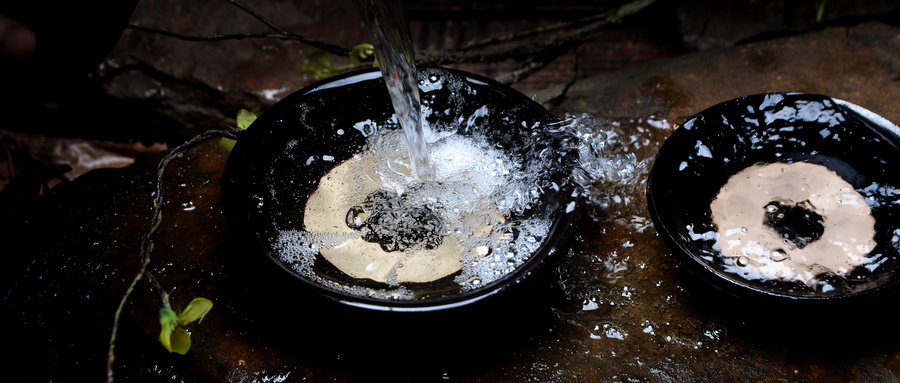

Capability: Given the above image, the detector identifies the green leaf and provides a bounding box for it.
[178,297,213,325]
[816,0,827,23]
[158,298,212,354]
[306,48,332,69]
[169,327,192,355]
[299,62,321,76]
[236,109,257,130]
[350,43,375,66]
[158,307,179,352]
[220,109,258,151]
[299,61,333,78]
[218,137,237,151]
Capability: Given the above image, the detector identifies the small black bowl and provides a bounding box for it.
[647,93,900,310]
[222,67,582,314]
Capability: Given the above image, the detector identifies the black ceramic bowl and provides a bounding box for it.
[647,93,900,308]
[223,67,582,313]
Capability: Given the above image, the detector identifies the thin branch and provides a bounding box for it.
[414,0,657,66]
[541,49,580,108]
[106,128,242,383]
[460,0,653,51]
[228,0,283,34]
[125,24,351,57]
[494,44,572,85]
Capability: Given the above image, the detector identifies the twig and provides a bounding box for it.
[494,44,570,85]
[106,128,242,383]
[414,0,657,66]
[540,49,580,108]
[125,24,351,57]
[126,0,355,56]
[459,0,651,51]
[228,0,283,34]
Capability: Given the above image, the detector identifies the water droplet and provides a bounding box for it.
[770,248,788,262]
[736,256,750,267]
[740,227,748,233]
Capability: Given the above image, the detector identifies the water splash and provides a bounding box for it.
[552,113,656,212]
[353,0,433,179]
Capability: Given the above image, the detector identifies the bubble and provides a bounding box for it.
[471,245,491,257]
[770,248,788,262]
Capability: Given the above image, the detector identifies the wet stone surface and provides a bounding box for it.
[4,18,900,383]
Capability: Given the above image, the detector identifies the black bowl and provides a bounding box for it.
[647,93,900,309]
[222,67,582,313]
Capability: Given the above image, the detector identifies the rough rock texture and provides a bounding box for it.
[538,21,900,126]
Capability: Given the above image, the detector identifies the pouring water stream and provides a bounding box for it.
[353,0,434,180]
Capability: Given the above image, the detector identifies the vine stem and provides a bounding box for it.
[106,128,242,383]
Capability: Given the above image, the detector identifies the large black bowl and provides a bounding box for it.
[647,93,900,309]
[222,67,582,313]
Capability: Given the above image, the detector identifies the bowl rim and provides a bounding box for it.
[223,66,584,312]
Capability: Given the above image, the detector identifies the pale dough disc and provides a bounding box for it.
[710,161,876,285]
[303,151,465,284]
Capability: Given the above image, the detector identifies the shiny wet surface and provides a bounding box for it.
[4,10,900,383]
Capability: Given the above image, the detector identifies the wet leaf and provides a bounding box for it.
[306,48,332,69]
[236,109,257,130]
[169,327,192,355]
[219,138,237,152]
[158,307,179,352]
[178,297,213,325]
[350,43,375,66]
[158,298,212,354]
[220,110,257,151]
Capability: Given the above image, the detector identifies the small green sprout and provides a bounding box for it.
[159,297,213,354]
[300,48,336,78]
[816,0,827,23]
[300,43,378,78]
[219,109,257,151]
[350,43,375,66]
